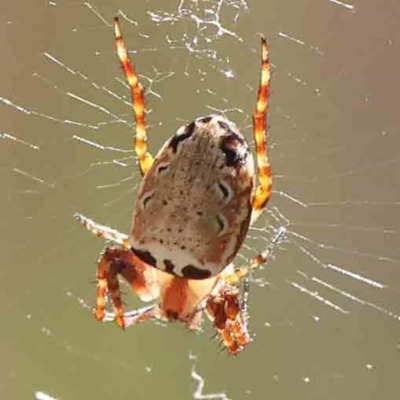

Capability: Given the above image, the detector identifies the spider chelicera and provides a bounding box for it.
[76,17,275,354]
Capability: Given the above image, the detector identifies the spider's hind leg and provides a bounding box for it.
[114,17,154,176]
[251,37,272,224]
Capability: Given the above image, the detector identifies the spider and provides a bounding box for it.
[75,17,274,355]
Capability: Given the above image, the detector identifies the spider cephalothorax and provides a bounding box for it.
[76,17,273,354]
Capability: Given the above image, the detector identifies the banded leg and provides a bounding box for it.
[114,17,154,175]
[206,285,250,354]
[222,226,286,286]
[251,37,272,224]
[75,213,129,247]
[120,305,159,327]
[94,247,158,328]
[207,227,285,353]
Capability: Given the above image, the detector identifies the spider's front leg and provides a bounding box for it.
[95,247,143,328]
[95,247,161,328]
[205,284,250,355]
[75,213,129,246]
[75,213,159,326]
[206,227,286,353]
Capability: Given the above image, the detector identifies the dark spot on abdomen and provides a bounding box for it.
[215,214,227,234]
[217,182,229,198]
[169,121,196,153]
[197,115,213,124]
[131,247,157,268]
[218,122,247,167]
[164,259,176,274]
[182,265,212,280]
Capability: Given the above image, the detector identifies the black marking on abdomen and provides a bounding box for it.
[131,247,157,268]
[216,214,227,234]
[164,259,176,274]
[197,115,213,124]
[182,265,212,280]
[169,121,196,153]
[218,122,247,167]
[216,180,232,201]
[156,163,169,175]
[217,121,242,139]
[142,192,153,208]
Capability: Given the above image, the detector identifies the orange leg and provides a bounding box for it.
[205,285,250,354]
[114,17,154,176]
[94,246,158,328]
[207,227,286,354]
[75,214,159,322]
[251,37,272,224]
[222,226,286,285]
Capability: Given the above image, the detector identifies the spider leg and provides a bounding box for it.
[205,227,285,354]
[221,226,286,285]
[75,213,129,247]
[205,284,250,355]
[94,246,159,328]
[206,227,285,353]
[251,37,272,224]
[114,17,154,176]
[105,304,159,327]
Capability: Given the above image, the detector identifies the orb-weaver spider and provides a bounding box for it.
[76,17,275,354]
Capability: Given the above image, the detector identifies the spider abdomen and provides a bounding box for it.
[130,115,255,279]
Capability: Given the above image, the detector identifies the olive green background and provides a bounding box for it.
[1,1,400,399]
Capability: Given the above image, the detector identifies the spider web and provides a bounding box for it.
[2,1,400,399]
